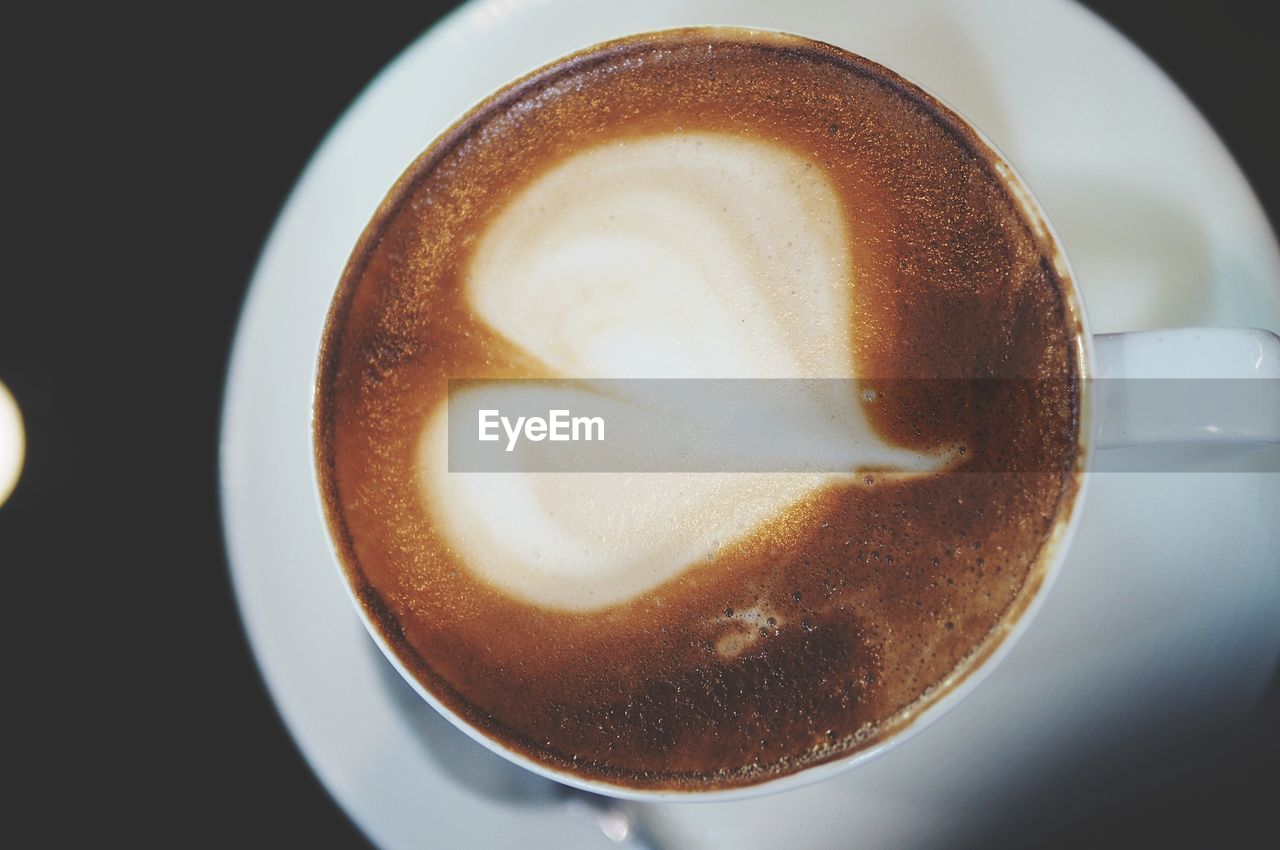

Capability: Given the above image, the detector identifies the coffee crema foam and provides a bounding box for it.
[316,29,1082,791]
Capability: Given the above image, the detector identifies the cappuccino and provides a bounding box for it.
[315,28,1082,791]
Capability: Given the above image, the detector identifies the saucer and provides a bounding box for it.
[220,0,1280,847]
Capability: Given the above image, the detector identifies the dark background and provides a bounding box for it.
[2,1,1275,846]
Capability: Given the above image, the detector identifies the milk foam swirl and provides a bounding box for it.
[418,133,953,610]
[469,133,853,379]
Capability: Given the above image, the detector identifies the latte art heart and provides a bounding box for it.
[418,134,955,611]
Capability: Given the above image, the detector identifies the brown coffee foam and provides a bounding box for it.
[315,28,1081,790]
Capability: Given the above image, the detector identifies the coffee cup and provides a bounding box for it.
[312,27,1280,801]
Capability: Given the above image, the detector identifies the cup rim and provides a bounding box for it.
[310,24,1096,803]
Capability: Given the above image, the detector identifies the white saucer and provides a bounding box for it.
[220,0,1280,847]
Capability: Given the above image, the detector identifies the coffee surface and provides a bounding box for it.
[316,29,1082,790]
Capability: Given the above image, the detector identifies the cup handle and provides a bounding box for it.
[1093,327,1280,449]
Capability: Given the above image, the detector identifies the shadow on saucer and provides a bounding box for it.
[367,639,567,808]
[960,662,1280,849]
[1036,174,1212,330]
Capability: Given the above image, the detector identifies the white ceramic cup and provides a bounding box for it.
[315,27,1280,803]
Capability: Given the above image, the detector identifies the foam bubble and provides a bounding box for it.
[708,602,786,659]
